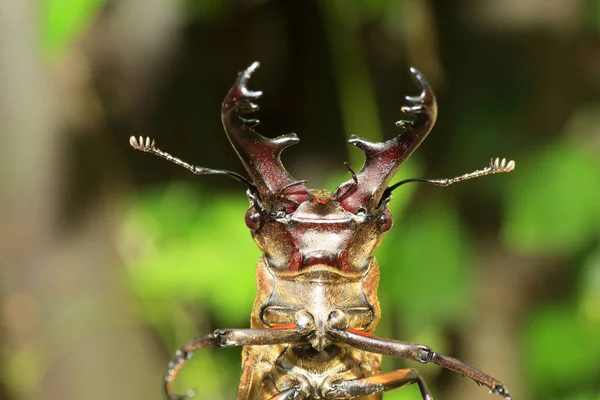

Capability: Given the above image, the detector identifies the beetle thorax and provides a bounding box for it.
[246,189,393,275]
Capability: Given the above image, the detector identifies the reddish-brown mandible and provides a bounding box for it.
[130,62,514,400]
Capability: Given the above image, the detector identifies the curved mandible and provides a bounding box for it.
[221,62,309,210]
[334,68,437,213]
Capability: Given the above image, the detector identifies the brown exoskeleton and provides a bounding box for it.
[130,62,515,400]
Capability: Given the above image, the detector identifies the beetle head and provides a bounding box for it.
[244,188,394,276]
[222,62,436,276]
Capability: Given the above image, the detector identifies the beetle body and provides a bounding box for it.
[241,257,382,399]
[130,62,514,400]
[241,188,386,399]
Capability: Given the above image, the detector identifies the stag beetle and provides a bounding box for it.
[130,62,514,400]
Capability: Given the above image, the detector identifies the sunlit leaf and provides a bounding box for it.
[382,384,430,400]
[503,140,600,255]
[42,0,106,54]
[523,306,600,391]
[378,202,472,334]
[122,184,259,324]
[579,245,600,326]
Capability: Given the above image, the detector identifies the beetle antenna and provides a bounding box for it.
[129,136,256,189]
[384,157,515,196]
[343,161,358,185]
[332,162,359,202]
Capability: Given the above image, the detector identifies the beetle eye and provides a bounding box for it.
[378,210,393,232]
[245,207,262,230]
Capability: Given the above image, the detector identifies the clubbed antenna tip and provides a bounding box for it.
[384,156,516,196]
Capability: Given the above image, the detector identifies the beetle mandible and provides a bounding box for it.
[130,62,515,400]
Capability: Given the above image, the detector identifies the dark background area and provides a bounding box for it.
[1,1,599,400]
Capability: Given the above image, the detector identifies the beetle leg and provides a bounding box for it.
[328,328,510,400]
[268,386,305,400]
[323,368,433,400]
[165,326,310,400]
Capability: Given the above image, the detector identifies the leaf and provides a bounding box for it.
[523,306,600,391]
[42,0,106,54]
[578,245,600,326]
[122,184,260,324]
[503,140,600,255]
[378,202,472,334]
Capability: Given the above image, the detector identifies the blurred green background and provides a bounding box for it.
[1,1,599,400]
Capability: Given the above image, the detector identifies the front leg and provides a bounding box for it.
[328,325,510,400]
[166,324,310,400]
[323,368,434,400]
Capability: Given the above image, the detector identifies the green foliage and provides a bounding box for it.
[503,139,600,255]
[121,184,260,328]
[42,0,106,54]
[378,200,471,335]
[523,305,600,391]
[579,246,600,325]
[381,384,429,400]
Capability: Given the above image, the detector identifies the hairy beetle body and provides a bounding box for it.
[240,257,382,399]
